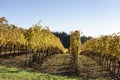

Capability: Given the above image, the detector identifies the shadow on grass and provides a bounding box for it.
[7,70,21,73]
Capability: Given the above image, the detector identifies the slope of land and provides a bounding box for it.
[38,54,113,80]
[0,53,115,80]
[77,55,113,80]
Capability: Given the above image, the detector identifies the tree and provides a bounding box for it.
[70,30,81,54]
[69,30,81,72]
[0,17,8,25]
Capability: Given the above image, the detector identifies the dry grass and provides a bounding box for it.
[0,53,116,80]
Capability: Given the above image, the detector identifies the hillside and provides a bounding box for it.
[0,53,115,80]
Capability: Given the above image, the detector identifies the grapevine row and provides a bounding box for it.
[82,34,120,78]
[0,17,66,65]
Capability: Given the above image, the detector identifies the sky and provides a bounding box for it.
[1,0,120,37]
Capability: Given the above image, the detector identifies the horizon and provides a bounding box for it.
[1,0,120,37]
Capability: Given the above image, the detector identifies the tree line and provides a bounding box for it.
[53,32,92,48]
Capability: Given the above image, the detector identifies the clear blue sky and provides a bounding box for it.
[1,0,120,37]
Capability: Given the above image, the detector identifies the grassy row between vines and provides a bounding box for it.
[0,65,80,80]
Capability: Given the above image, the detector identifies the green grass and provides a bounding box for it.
[0,65,81,80]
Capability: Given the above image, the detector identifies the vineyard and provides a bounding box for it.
[0,17,120,80]
[0,17,66,65]
[82,33,120,79]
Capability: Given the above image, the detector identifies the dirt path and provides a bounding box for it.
[39,54,70,76]
[77,55,113,80]
[39,54,114,80]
